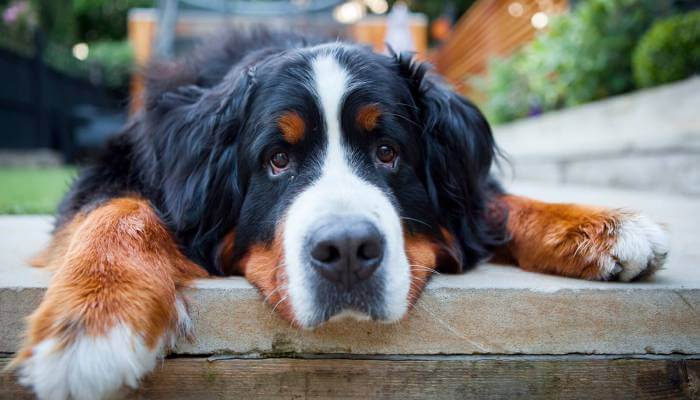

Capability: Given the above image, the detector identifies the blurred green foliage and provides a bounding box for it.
[0,0,37,56]
[400,0,475,23]
[38,39,135,90]
[478,0,681,124]
[27,0,151,44]
[1,0,147,90]
[72,0,151,42]
[43,40,89,75]
[632,11,700,88]
[86,40,135,89]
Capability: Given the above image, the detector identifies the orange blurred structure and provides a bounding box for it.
[352,14,428,57]
[126,9,428,111]
[432,0,568,96]
[127,9,157,112]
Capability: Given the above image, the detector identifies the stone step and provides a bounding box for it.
[1,182,698,357]
[492,77,700,195]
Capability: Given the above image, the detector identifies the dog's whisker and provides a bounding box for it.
[400,216,432,228]
[410,267,439,276]
[410,267,437,274]
[410,264,441,275]
[267,262,288,274]
[409,263,436,269]
[271,294,289,315]
[409,275,429,284]
[408,280,428,296]
[263,284,286,304]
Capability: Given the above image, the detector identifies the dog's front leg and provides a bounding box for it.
[10,197,207,400]
[491,194,669,281]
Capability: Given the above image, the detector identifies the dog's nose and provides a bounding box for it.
[308,217,384,290]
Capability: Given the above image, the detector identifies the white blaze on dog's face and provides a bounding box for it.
[282,53,410,327]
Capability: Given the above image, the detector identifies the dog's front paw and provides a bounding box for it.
[16,324,162,400]
[13,295,192,400]
[601,213,669,281]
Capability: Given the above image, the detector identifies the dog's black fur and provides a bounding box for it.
[57,29,506,276]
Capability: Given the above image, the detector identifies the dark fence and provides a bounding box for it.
[0,45,125,161]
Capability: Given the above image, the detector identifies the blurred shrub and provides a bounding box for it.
[43,40,134,90]
[1,0,138,91]
[86,40,134,90]
[25,0,151,45]
[632,11,700,88]
[472,52,533,124]
[479,0,676,124]
[42,39,89,77]
[71,0,151,42]
[0,0,37,56]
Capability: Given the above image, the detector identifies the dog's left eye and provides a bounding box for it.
[376,144,397,166]
[270,152,290,174]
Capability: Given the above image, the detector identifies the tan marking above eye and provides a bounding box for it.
[357,103,381,132]
[278,111,305,144]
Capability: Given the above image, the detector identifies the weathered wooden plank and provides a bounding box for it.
[2,357,698,399]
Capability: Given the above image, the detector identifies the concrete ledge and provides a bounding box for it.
[1,182,699,356]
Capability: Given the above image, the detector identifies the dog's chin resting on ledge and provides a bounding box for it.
[7,29,669,400]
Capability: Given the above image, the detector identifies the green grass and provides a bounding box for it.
[0,167,76,214]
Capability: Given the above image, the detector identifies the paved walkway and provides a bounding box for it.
[493,78,700,195]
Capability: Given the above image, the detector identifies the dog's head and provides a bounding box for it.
[141,41,499,328]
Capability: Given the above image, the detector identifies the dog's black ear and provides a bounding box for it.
[395,52,502,271]
[137,63,255,269]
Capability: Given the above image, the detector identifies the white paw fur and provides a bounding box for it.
[18,296,192,400]
[600,213,669,281]
[17,324,162,400]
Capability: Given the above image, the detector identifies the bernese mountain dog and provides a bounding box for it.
[10,30,668,399]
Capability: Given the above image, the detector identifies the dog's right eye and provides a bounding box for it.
[376,144,398,168]
[270,152,290,175]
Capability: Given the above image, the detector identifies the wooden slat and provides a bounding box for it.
[2,357,699,399]
[127,11,157,114]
